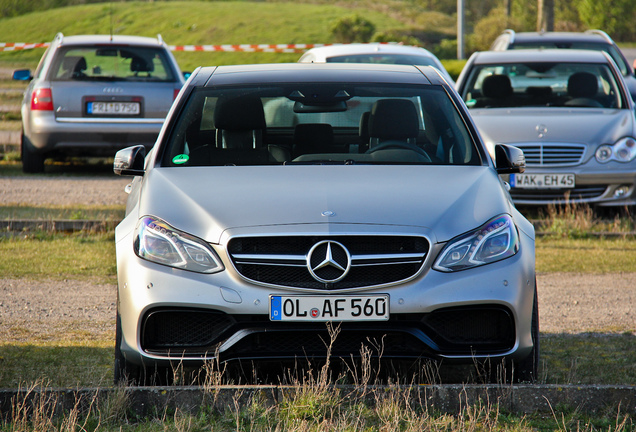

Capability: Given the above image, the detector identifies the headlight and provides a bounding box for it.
[433,214,519,272]
[134,216,224,273]
[595,138,636,163]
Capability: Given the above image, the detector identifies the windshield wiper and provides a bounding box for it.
[284,159,357,165]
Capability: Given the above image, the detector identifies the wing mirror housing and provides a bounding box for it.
[12,69,32,81]
[495,144,526,174]
[114,145,146,176]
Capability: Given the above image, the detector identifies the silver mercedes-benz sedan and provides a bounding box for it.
[455,49,636,207]
[113,63,537,385]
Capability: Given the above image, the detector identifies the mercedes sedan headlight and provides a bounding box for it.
[434,214,519,272]
[134,216,224,273]
[595,137,636,163]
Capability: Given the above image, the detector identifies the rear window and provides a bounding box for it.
[161,83,482,167]
[49,45,176,82]
[326,54,438,68]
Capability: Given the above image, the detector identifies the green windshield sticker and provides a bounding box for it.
[172,154,189,165]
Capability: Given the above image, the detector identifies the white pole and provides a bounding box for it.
[457,0,465,59]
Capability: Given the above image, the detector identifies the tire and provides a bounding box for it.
[21,133,45,174]
[114,312,141,386]
[485,283,539,384]
[513,284,540,383]
[114,311,172,386]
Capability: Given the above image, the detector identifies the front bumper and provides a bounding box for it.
[115,223,537,369]
[507,166,636,207]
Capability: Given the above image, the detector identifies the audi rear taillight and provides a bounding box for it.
[31,88,54,111]
[173,88,181,100]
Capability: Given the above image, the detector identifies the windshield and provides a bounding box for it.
[50,45,176,82]
[161,83,481,167]
[460,62,624,109]
[511,42,629,76]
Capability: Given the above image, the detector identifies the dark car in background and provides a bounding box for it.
[13,33,185,173]
[490,30,636,101]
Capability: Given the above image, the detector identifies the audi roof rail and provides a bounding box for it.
[503,29,515,44]
[53,32,64,45]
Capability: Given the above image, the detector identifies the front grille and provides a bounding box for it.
[227,235,429,290]
[514,143,586,166]
[510,185,608,202]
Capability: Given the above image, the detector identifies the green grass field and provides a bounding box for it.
[0,1,404,72]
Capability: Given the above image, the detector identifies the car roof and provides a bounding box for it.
[470,48,610,64]
[57,34,166,48]
[301,43,437,59]
[510,31,612,45]
[195,62,448,86]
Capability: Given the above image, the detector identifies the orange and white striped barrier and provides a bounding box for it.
[1,41,397,53]
[0,42,50,51]
[169,43,335,53]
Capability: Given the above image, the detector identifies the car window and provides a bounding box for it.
[460,62,624,109]
[49,45,176,82]
[161,83,481,167]
[511,42,629,76]
[326,54,438,68]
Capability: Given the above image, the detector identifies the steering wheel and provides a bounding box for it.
[366,140,432,161]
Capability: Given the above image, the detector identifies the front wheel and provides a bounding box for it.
[114,312,173,386]
[21,133,45,173]
[484,284,539,384]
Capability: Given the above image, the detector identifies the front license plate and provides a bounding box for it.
[87,101,140,115]
[510,173,575,189]
[270,295,389,322]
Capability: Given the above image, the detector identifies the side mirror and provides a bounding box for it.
[495,144,525,174]
[13,69,32,81]
[114,145,146,176]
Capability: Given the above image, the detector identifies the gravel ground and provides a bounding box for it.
[0,174,634,343]
[1,176,129,207]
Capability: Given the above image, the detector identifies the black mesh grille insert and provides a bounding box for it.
[228,235,429,289]
[139,306,515,359]
[422,306,515,351]
[141,309,234,350]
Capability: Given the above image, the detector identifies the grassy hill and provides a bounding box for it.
[0,1,409,71]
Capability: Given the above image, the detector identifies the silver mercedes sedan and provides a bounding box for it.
[113,63,537,385]
[455,49,636,207]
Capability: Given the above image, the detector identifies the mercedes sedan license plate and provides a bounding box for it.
[510,173,575,189]
[87,101,140,115]
[270,295,389,322]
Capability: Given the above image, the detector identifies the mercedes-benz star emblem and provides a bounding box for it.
[307,240,351,283]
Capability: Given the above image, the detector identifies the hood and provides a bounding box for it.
[471,108,634,155]
[138,165,511,244]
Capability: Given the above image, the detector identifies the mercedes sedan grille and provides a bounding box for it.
[513,143,586,166]
[227,235,429,290]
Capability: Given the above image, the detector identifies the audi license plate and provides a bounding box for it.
[87,101,140,115]
[270,295,389,322]
[510,173,575,189]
